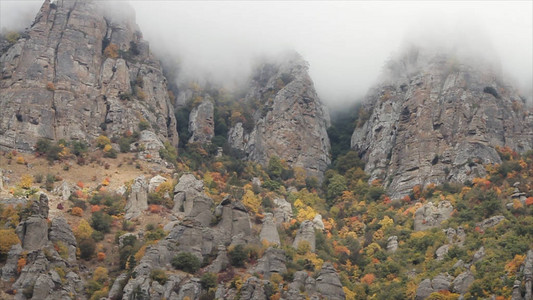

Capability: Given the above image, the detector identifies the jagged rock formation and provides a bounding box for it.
[2,193,84,299]
[0,0,178,152]
[172,173,214,226]
[259,213,280,245]
[283,263,345,300]
[351,47,533,198]
[293,220,316,252]
[188,95,215,144]
[125,175,148,219]
[228,52,331,180]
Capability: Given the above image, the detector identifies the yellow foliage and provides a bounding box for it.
[365,243,381,256]
[0,229,20,255]
[270,273,283,286]
[505,254,526,274]
[103,144,113,153]
[19,174,33,189]
[93,266,108,283]
[373,229,384,242]
[343,286,356,300]
[242,190,261,214]
[74,219,94,240]
[16,156,25,164]
[96,135,111,148]
[134,244,147,262]
[378,216,394,229]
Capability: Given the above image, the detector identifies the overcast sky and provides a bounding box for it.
[1,0,532,106]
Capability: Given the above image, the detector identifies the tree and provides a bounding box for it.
[91,211,112,233]
[228,244,248,267]
[0,229,20,260]
[74,219,94,240]
[171,252,201,273]
[267,156,283,179]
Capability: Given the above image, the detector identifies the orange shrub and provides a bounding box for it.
[361,273,375,285]
[525,197,533,206]
[103,44,119,59]
[149,204,162,214]
[91,205,102,213]
[17,257,26,274]
[97,252,106,262]
[16,156,25,164]
[77,181,84,188]
[71,207,83,217]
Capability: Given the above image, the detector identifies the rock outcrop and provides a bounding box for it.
[188,95,215,144]
[125,175,148,219]
[0,0,178,152]
[351,47,533,198]
[416,274,452,300]
[315,263,346,300]
[16,193,49,251]
[173,173,214,226]
[259,213,280,245]
[414,201,453,231]
[228,52,331,180]
[293,220,316,252]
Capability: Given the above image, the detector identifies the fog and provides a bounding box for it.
[1,1,532,106]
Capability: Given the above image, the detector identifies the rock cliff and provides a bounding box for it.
[0,0,178,152]
[228,52,331,180]
[351,47,533,198]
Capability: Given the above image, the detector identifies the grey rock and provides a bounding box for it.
[525,250,532,300]
[476,215,506,230]
[252,177,262,188]
[172,173,213,226]
[108,273,129,300]
[351,47,533,199]
[1,244,22,281]
[0,0,178,153]
[125,175,148,219]
[416,274,452,300]
[214,198,254,246]
[227,52,331,180]
[16,215,48,251]
[387,236,398,252]
[315,262,345,300]
[414,201,453,231]
[452,271,475,294]
[293,220,316,252]
[260,213,280,245]
[54,181,71,201]
[188,95,215,144]
[149,175,168,193]
[435,244,450,261]
[312,214,325,230]
[240,276,267,300]
[49,217,77,262]
[33,273,54,299]
[177,279,202,300]
[472,246,485,264]
[273,197,292,225]
[205,245,229,274]
[252,247,287,279]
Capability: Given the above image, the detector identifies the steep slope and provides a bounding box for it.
[0,0,178,152]
[228,53,331,180]
[351,47,533,198]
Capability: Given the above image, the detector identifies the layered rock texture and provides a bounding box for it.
[228,53,331,180]
[351,47,533,198]
[188,95,214,144]
[0,0,178,152]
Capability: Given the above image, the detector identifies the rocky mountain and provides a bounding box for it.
[0,0,178,152]
[228,53,331,180]
[351,47,533,198]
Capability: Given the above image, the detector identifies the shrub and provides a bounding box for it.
[71,207,84,217]
[46,82,55,91]
[74,219,94,240]
[200,272,217,290]
[150,269,168,285]
[171,252,201,273]
[79,238,96,260]
[103,43,119,59]
[0,229,20,260]
[138,120,150,131]
[96,135,111,149]
[97,252,106,261]
[228,244,248,267]
[91,211,112,233]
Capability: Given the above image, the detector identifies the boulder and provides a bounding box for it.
[315,262,345,300]
[476,215,506,230]
[205,245,230,274]
[252,247,287,279]
[49,217,77,262]
[149,175,168,193]
[414,201,453,231]
[240,276,267,300]
[260,213,280,245]
[435,244,450,261]
[172,173,213,226]
[273,197,292,225]
[293,220,316,252]
[452,271,475,294]
[416,274,452,300]
[387,236,398,253]
[125,176,148,219]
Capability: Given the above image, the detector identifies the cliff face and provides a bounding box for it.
[0,0,178,152]
[351,48,533,198]
[228,53,331,180]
